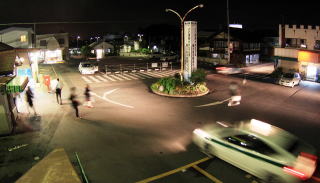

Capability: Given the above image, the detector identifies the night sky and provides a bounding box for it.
[1,0,319,37]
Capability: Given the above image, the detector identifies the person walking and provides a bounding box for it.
[84,84,93,108]
[26,86,37,116]
[55,78,63,104]
[69,87,81,118]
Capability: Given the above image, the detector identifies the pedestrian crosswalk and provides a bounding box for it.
[80,70,179,84]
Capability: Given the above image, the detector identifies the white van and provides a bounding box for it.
[79,62,98,75]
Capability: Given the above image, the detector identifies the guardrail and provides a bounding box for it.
[105,62,175,74]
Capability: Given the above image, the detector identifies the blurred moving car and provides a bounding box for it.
[216,65,243,74]
[193,119,317,183]
[79,62,98,75]
[278,72,301,87]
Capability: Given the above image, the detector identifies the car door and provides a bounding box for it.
[222,134,280,179]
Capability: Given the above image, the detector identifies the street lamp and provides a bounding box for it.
[138,34,143,42]
[166,4,204,81]
[77,36,80,49]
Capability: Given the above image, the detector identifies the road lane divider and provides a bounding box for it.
[135,157,212,183]
[192,165,223,183]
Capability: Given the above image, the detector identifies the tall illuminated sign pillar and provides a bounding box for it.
[183,21,197,81]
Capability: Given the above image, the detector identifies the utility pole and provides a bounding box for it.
[227,0,230,64]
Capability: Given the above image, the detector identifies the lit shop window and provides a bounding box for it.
[21,35,27,42]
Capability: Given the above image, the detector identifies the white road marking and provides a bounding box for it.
[115,74,132,80]
[91,90,134,109]
[95,75,108,82]
[195,98,231,107]
[81,76,93,83]
[136,73,153,78]
[108,74,124,81]
[102,74,117,81]
[123,73,139,80]
[88,76,101,83]
[128,73,145,79]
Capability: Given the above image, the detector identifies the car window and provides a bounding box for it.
[283,73,294,78]
[225,134,276,155]
[82,64,94,67]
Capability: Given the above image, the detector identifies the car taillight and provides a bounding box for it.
[216,67,226,70]
[283,152,318,180]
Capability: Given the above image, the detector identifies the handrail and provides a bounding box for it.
[75,152,90,183]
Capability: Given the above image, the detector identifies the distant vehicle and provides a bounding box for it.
[79,62,98,75]
[278,72,301,88]
[160,54,178,61]
[216,65,243,74]
[193,119,317,183]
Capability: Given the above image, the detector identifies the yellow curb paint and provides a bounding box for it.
[136,157,211,183]
[192,165,223,183]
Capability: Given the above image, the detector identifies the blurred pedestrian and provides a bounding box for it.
[228,82,241,106]
[55,78,63,104]
[84,84,93,108]
[26,86,37,116]
[69,87,81,118]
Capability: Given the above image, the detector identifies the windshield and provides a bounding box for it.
[82,64,94,67]
[282,73,294,78]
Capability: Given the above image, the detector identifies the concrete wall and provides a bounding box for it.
[279,24,320,49]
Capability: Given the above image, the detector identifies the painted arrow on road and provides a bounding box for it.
[91,89,134,109]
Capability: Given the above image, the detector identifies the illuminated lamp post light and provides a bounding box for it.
[165,4,204,81]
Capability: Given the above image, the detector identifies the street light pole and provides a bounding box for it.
[227,0,230,64]
[166,4,204,81]
[77,36,80,49]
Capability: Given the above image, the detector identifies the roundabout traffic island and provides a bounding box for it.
[150,69,210,98]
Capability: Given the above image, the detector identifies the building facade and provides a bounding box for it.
[198,29,261,66]
[275,24,320,82]
[0,27,34,49]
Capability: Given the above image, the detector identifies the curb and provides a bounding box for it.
[151,88,210,98]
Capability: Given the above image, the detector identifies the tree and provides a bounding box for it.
[80,45,92,60]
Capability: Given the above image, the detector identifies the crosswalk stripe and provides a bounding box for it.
[123,73,139,80]
[115,74,132,80]
[108,74,124,81]
[146,71,176,77]
[127,73,145,79]
[88,76,101,83]
[81,76,93,83]
[136,73,153,78]
[95,75,108,82]
[102,74,117,81]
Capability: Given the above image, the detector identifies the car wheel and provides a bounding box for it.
[203,143,214,157]
[264,174,283,183]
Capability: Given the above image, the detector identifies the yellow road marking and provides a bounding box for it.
[192,165,223,183]
[136,157,211,183]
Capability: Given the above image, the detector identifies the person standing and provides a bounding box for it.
[56,78,63,104]
[26,86,37,116]
[84,84,93,108]
[69,87,81,118]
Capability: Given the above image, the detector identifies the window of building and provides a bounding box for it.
[20,35,27,42]
[58,38,65,45]
[40,40,47,46]
[314,40,320,50]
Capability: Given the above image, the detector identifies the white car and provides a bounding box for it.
[193,119,317,183]
[279,72,301,87]
[79,62,98,75]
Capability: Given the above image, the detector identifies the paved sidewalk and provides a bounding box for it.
[0,78,74,182]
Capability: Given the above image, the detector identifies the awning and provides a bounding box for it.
[6,76,29,93]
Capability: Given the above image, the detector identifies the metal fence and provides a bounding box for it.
[105,62,175,74]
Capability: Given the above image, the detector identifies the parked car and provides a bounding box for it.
[193,119,317,183]
[215,65,243,74]
[278,72,301,87]
[79,62,98,75]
